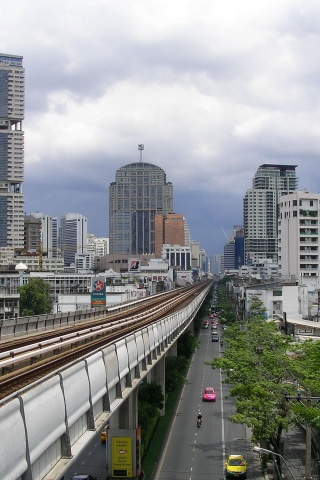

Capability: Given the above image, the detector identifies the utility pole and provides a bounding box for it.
[256,344,263,381]
[284,392,320,480]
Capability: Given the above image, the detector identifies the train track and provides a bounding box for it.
[0,282,209,401]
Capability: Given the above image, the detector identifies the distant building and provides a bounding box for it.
[59,213,88,266]
[24,215,41,253]
[279,190,320,291]
[87,234,109,257]
[244,164,298,263]
[109,160,173,255]
[155,213,188,257]
[210,254,222,276]
[0,53,25,248]
[31,212,58,258]
[162,244,191,270]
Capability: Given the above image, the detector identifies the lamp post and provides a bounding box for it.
[253,446,297,480]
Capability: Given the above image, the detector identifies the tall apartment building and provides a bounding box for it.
[278,191,320,291]
[109,161,173,255]
[154,213,188,257]
[0,53,25,248]
[59,213,88,266]
[24,215,41,253]
[244,164,298,263]
[31,212,58,258]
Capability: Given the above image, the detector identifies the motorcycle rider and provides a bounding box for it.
[197,411,202,427]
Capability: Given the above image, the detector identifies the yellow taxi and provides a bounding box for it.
[225,454,247,478]
[100,428,107,442]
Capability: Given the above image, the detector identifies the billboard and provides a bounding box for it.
[91,277,106,307]
[128,258,140,273]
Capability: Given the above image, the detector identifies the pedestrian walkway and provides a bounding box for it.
[263,425,315,480]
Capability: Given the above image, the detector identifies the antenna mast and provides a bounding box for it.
[138,144,144,162]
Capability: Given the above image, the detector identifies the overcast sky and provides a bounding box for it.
[2,0,320,256]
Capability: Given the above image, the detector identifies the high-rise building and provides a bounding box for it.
[278,190,320,291]
[31,212,58,258]
[24,215,41,253]
[109,161,173,255]
[154,213,188,257]
[59,213,88,266]
[0,53,25,248]
[243,164,298,263]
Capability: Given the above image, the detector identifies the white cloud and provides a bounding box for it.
[2,0,320,254]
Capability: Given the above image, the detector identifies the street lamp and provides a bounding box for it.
[253,446,297,480]
[15,262,27,287]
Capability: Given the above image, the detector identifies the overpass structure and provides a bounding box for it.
[0,282,211,480]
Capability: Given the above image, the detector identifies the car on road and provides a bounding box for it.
[202,320,209,329]
[225,454,247,478]
[202,387,217,401]
[211,332,219,342]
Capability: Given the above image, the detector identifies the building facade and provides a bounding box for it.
[0,53,25,248]
[31,212,58,258]
[244,164,298,263]
[109,162,173,255]
[154,212,187,257]
[278,191,320,291]
[59,213,88,266]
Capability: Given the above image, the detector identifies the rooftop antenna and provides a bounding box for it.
[138,144,144,162]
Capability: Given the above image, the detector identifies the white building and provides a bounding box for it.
[87,234,109,257]
[241,283,309,320]
[59,213,88,266]
[278,191,320,291]
[244,164,298,263]
[31,212,58,258]
[75,252,95,273]
[0,54,25,248]
[161,244,191,270]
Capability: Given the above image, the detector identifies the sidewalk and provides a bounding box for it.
[263,425,315,480]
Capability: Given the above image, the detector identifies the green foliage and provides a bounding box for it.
[19,278,52,316]
[177,330,199,358]
[165,356,189,393]
[208,295,298,450]
[138,381,164,410]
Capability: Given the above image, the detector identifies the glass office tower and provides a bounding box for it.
[109,162,173,255]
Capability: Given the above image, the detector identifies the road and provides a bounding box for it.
[153,325,264,480]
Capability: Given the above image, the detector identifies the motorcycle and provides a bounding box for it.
[197,417,202,428]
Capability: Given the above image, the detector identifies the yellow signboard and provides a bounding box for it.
[111,436,133,477]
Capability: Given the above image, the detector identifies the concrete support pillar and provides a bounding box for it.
[167,340,177,357]
[117,390,139,429]
[151,356,166,416]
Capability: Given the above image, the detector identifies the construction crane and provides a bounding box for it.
[221,226,229,241]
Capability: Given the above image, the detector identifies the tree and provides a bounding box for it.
[19,278,52,316]
[209,296,297,452]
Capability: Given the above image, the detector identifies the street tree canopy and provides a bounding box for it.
[209,295,298,451]
[19,278,52,317]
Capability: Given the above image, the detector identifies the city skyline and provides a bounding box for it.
[2,1,320,256]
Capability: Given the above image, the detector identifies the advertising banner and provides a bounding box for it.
[128,258,140,273]
[111,436,133,477]
[91,277,106,307]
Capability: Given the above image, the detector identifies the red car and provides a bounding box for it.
[202,387,217,402]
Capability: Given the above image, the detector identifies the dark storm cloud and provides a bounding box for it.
[3,0,320,255]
